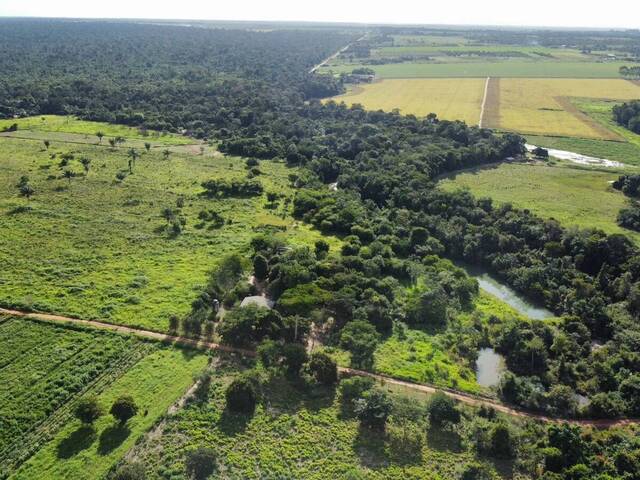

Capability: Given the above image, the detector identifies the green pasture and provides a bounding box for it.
[0,115,192,145]
[123,362,509,480]
[439,161,640,242]
[0,120,335,332]
[322,61,629,78]
[0,318,140,461]
[13,346,207,480]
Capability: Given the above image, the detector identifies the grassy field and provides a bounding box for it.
[572,98,640,148]
[0,316,142,470]
[439,161,640,242]
[495,79,640,139]
[0,117,335,332]
[123,361,511,480]
[524,135,640,166]
[13,346,207,480]
[322,61,631,79]
[374,44,589,61]
[0,115,193,145]
[330,78,485,124]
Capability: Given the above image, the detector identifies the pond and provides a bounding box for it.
[476,348,506,388]
[461,264,554,320]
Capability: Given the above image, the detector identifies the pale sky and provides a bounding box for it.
[0,0,638,29]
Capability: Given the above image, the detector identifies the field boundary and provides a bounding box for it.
[2,307,638,427]
[554,96,624,141]
[481,77,501,129]
[478,77,490,127]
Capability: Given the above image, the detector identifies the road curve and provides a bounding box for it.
[1,307,636,428]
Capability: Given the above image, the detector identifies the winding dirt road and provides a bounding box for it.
[1,307,636,428]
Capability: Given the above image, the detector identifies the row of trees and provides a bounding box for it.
[612,99,640,133]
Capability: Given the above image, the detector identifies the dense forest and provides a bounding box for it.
[5,19,640,478]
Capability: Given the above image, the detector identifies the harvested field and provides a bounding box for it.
[497,78,640,139]
[330,78,485,124]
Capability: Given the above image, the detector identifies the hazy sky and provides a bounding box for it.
[0,0,638,29]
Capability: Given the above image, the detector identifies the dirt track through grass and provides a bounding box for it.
[2,307,637,428]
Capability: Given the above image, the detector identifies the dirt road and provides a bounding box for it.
[1,307,636,427]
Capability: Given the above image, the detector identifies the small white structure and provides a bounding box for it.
[240,296,275,309]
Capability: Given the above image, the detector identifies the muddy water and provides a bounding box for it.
[476,348,506,388]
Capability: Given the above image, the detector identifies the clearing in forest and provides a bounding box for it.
[331,78,486,124]
[0,117,334,332]
[439,161,640,242]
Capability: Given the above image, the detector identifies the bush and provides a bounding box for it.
[489,422,514,458]
[110,395,138,424]
[308,351,338,385]
[588,392,625,419]
[427,392,460,428]
[281,343,308,377]
[112,461,146,480]
[339,376,375,405]
[460,462,493,480]
[257,339,282,368]
[387,423,424,462]
[185,447,217,480]
[354,388,392,430]
[340,320,380,369]
[225,376,258,414]
[253,254,268,281]
[74,396,103,424]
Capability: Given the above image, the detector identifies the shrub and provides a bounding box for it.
[588,392,625,419]
[185,447,217,480]
[489,422,514,458]
[427,392,460,428]
[225,376,257,414]
[110,395,138,424]
[308,351,338,385]
[74,396,103,424]
[112,461,146,480]
[460,462,493,480]
[354,388,392,430]
[281,343,308,377]
[339,376,375,405]
[387,423,424,462]
[340,320,380,369]
[253,254,268,281]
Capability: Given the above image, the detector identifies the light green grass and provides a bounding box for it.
[374,330,480,393]
[0,131,336,332]
[322,61,630,78]
[439,161,640,242]
[375,45,587,61]
[13,347,207,480]
[573,98,640,148]
[124,364,503,480]
[0,115,192,145]
[0,318,139,460]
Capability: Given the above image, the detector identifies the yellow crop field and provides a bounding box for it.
[496,78,640,139]
[330,78,485,125]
